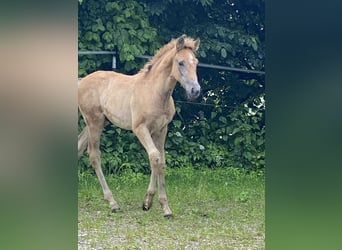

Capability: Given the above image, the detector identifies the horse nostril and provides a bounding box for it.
[191,87,200,96]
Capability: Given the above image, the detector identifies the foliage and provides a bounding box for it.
[164,97,265,170]
[78,0,265,173]
[78,0,158,73]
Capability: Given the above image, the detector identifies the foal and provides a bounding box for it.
[78,35,201,217]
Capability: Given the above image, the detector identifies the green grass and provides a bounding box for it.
[78,167,265,249]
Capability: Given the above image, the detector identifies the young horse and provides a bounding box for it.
[78,35,201,217]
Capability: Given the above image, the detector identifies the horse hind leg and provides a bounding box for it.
[78,120,111,160]
[86,115,120,212]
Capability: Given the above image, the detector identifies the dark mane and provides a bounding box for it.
[139,35,197,74]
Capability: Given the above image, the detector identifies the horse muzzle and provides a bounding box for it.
[186,82,201,100]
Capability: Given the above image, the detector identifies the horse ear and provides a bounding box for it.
[194,38,200,51]
[176,34,186,51]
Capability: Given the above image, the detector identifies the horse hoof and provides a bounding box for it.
[111,207,120,213]
[164,214,173,219]
[142,205,150,211]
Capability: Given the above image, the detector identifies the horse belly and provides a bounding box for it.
[102,90,133,130]
[105,108,132,130]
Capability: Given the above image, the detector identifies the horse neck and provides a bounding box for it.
[145,51,177,100]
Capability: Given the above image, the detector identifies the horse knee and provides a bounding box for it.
[149,150,162,165]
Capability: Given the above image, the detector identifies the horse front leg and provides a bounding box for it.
[142,168,157,211]
[153,127,172,218]
[133,124,172,217]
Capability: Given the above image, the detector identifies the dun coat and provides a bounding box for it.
[78,35,201,217]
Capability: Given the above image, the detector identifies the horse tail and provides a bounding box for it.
[78,77,87,159]
[78,126,88,160]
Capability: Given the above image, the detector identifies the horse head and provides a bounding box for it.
[171,35,201,100]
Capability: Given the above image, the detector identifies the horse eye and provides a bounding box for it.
[178,60,185,66]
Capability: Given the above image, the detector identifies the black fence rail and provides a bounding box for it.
[78,51,265,75]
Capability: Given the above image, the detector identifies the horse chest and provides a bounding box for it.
[146,112,172,134]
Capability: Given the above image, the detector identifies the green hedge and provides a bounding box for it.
[78,98,265,174]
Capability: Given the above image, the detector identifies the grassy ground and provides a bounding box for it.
[78,167,264,249]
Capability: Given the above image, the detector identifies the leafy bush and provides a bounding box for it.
[78,0,265,174]
[78,0,158,74]
[165,97,265,170]
[78,95,265,174]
